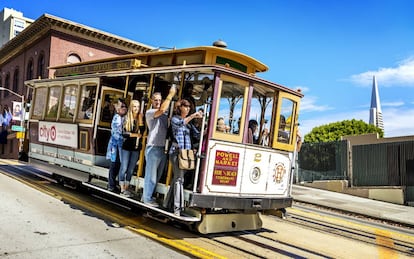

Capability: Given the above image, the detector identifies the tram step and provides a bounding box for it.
[82,182,200,222]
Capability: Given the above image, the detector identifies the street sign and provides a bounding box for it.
[11,125,25,132]
[16,132,25,139]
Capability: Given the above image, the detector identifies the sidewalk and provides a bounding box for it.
[0,171,189,258]
[292,185,414,227]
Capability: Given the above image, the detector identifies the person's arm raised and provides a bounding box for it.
[154,85,177,118]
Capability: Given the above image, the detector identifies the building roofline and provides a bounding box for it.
[0,13,154,64]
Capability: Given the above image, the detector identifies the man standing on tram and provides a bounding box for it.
[142,85,176,206]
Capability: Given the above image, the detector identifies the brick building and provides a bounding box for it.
[0,10,153,159]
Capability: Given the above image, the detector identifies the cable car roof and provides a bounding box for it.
[50,46,268,77]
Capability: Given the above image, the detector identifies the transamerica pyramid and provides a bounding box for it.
[369,75,384,131]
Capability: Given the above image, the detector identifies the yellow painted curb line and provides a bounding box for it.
[0,164,227,259]
[127,226,228,259]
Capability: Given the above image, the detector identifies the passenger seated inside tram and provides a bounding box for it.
[261,128,270,146]
[278,115,289,143]
[101,95,115,122]
[247,119,259,144]
[81,88,96,119]
[216,117,230,133]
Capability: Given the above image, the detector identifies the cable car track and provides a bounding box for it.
[284,206,414,257]
[0,163,330,258]
[205,229,333,259]
[1,162,413,258]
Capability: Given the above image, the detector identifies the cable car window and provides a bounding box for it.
[78,84,96,120]
[60,85,78,120]
[100,90,124,124]
[215,77,247,141]
[180,72,213,114]
[278,98,295,144]
[32,87,47,118]
[45,86,61,118]
[250,84,275,146]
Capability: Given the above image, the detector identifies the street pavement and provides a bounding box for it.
[0,172,189,258]
[2,161,414,258]
[292,185,414,227]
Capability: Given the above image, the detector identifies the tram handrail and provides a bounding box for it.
[193,102,209,193]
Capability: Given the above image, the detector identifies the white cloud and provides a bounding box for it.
[350,57,414,87]
[382,108,414,137]
[300,95,332,113]
[382,101,405,107]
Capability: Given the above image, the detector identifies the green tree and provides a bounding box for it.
[304,119,383,143]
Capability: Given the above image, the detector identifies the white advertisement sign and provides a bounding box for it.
[12,101,23,121]
[38,122,78,148]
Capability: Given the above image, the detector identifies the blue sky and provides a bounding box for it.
[5,0,414,137]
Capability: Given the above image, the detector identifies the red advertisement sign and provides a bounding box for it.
[212,150,239,186]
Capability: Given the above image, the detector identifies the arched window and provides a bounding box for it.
[37,52,45,79]
[13,68,19,93]
[4,73,10,97]
[26,59,34,80]
[67,53,81,64]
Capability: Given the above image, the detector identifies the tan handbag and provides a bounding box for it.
[178,149,195,170]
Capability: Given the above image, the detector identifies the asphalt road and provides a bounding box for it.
[0,172,189,258]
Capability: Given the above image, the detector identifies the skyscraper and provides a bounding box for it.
[369,75,384,131]
[0,8,33,47]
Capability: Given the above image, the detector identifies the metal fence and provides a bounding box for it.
[297,140,348,182]
[352,141,414,187]
[297,140,414,204]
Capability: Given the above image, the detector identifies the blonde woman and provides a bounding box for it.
[119,100,144,197]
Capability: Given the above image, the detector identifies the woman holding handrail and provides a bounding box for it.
[163,99,203,216]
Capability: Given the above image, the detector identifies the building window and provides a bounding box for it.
[67,53,81,64]
[26,59,34,80]
[37,52,45,79]
[13,68,19,93]
[14,19,25,29]
[4,73,10,97]
[13,19,25,37]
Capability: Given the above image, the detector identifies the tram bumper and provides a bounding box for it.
[189,193,292,210]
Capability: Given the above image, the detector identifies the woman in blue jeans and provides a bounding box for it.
[163,99,203,215]
[106,100,127,192]
[119,100,144,197]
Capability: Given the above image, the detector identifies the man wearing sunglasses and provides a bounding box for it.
[142,85,176,206]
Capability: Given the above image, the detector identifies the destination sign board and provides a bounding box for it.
[54,58,142,77]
